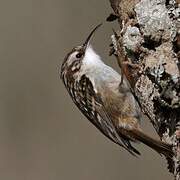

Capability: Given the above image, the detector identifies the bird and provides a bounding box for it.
[60,23,173,157]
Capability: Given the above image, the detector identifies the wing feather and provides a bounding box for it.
[70,74,140,156]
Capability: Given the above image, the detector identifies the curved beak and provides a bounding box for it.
[82,23,102,51]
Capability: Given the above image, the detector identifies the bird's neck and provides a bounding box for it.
[82,46,104,68]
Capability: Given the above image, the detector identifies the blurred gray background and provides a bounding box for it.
[0,0,172,180]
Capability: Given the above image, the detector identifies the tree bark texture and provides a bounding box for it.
[108,0,180,179]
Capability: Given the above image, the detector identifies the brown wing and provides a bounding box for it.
[71,74,140,156]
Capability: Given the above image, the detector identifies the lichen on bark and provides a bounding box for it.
[108,0,180,179]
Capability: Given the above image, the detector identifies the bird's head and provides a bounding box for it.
[61,23,102,77]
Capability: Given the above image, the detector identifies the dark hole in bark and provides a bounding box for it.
[161,96,172,105]
[134,23,140,29]
[165,0,170,6]
[173,35,180,54]
[153,99,177,136]
[125,49,140,63]
[142,36,162,50]
[158,122,168,136]
[145,69,155,81]
[158,71,170,81]
[128,12,135,19]
[106,13,118,22]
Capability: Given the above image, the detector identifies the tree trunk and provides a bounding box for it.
[108,0,180,179]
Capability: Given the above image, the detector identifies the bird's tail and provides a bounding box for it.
[121,128,174,158]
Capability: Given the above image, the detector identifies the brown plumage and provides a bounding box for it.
[61,24,174,157]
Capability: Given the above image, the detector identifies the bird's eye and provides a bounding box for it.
[76,53,83,58]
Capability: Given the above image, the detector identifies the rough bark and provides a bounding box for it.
[108,0,180,179]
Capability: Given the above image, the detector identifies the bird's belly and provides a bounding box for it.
[101,88,141,129]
